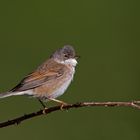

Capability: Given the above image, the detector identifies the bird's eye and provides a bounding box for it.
[64,54,68,57]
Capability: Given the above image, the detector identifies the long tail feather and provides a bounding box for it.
[0,91,26,99]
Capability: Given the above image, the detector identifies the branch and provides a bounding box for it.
[0,101,140,128]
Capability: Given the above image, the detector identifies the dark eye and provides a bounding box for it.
[64,54,68,57]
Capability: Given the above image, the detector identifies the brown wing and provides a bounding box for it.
[11,59,65,92]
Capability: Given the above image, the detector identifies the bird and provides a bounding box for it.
[0,45,78,108]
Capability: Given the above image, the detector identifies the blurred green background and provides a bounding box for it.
[0,0,140,139]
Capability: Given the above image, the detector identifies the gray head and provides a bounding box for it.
[51,45,76,61]
[51,45,78,66]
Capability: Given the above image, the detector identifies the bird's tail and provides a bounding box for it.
[0,91,25,99]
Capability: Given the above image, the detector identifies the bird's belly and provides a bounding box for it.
[49,77,72,99]
[34,70,74,99]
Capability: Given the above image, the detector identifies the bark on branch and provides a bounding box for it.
[0,101,140,128]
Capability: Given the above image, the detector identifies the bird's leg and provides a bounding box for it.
[38,99,46,109]
[37,99,48,114]
[48,98,68,110]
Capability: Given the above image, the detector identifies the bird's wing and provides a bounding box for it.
[10,59,65,92]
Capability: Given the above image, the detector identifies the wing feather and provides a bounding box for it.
[10,59,65,92]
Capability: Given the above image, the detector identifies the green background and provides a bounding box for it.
[0,0,140,139]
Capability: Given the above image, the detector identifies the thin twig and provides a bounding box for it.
[0,101,140,128]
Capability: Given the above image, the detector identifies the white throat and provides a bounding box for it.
[56,58,77,67]
[55,58,77,68]
[64,58,77,67]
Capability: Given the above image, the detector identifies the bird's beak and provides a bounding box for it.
[74,55,80,59]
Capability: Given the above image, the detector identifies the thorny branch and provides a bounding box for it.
[0,101,140,128]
